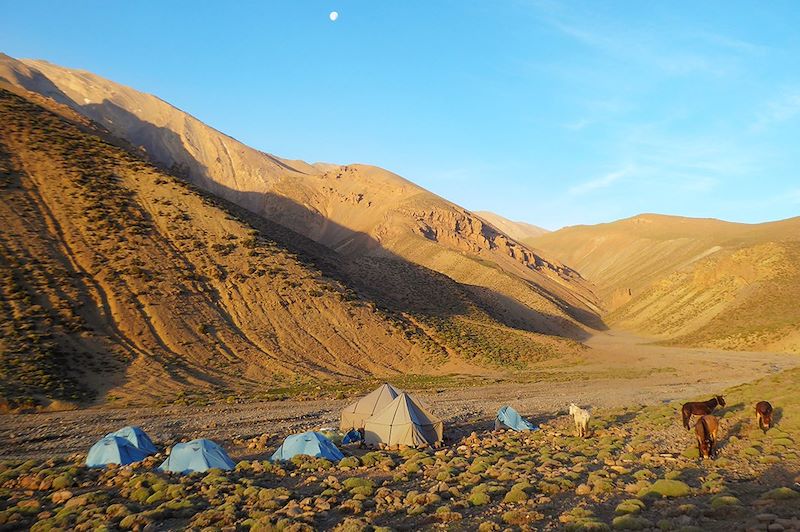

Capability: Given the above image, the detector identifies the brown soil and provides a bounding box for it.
[0,84,592,410]
[0,53,604,347]
[529,214,800,353]
[2,331,795,461]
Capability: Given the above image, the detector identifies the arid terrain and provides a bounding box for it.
[1,334,798,530]
[1,50,799,531]
[0,83,587,411]
[0,53,604,353]
[1,330,797,461]
[474,212,550,243]
[529,215,800,354]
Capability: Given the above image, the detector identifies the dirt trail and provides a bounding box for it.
[1,331,796,460]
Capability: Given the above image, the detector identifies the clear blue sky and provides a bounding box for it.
[2,1,799,229]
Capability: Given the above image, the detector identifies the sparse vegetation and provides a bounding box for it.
[2,368,799,529]
[0,86,604,409]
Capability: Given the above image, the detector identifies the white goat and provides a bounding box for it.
[569,403,591,438]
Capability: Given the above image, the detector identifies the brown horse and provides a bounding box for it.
[682,395,725,430]
[695,415,719,459]
[755,401,773,433]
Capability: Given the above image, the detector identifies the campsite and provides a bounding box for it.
[3,2,800,530]
[2,364,800,531]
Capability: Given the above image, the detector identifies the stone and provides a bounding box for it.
[64,494,90,508]
[16,499,41,511]
[51,489,73,504]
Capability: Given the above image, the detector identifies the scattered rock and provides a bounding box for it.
[51,489,73,504]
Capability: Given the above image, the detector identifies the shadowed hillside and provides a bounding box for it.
[529,214,800,353]
[0,54,603,344]
[0,85,589,410]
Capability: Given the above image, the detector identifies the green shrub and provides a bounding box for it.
[468,491,491,506]
[638,479,691,498]
[612,514,652,530]
[339,456,360,469]
[503,489,527,503]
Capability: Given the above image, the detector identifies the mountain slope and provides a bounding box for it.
[1,85,588,410]
[0,54,602,341]
[0,85,431,408]
[528,214,800,353]
[475,211,550,242]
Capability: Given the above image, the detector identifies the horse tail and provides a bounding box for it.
[700,416,709,440]
[696,416,710,458]
[682,406,690,430]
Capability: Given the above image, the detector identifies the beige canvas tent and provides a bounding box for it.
[340,383,401,431]
[363,392,443,447]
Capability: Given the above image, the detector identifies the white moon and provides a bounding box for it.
[329,11,338,21]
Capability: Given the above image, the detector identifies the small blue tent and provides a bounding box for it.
[342,429,363,445]
[271,431,345,462]
[86,436,149,467]
[106,426,157,455]
[159,439,235,474]
[495,405,537,432]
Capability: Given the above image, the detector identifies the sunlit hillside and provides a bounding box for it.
[529,214,800,353]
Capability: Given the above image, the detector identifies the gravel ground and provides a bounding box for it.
[0,370,791,460]
[2,332,797,460]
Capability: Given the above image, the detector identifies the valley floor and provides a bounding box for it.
[1,332,799,531]
[1,332,796,460]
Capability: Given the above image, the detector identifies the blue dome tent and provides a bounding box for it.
[106,426,157,455]
[158,439,235,474]
[495,405,537,432]
[271,431,345,462]
[86,436,149,467]
[342,429,363,445]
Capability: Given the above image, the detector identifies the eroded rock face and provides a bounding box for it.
[408,205,579,281]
